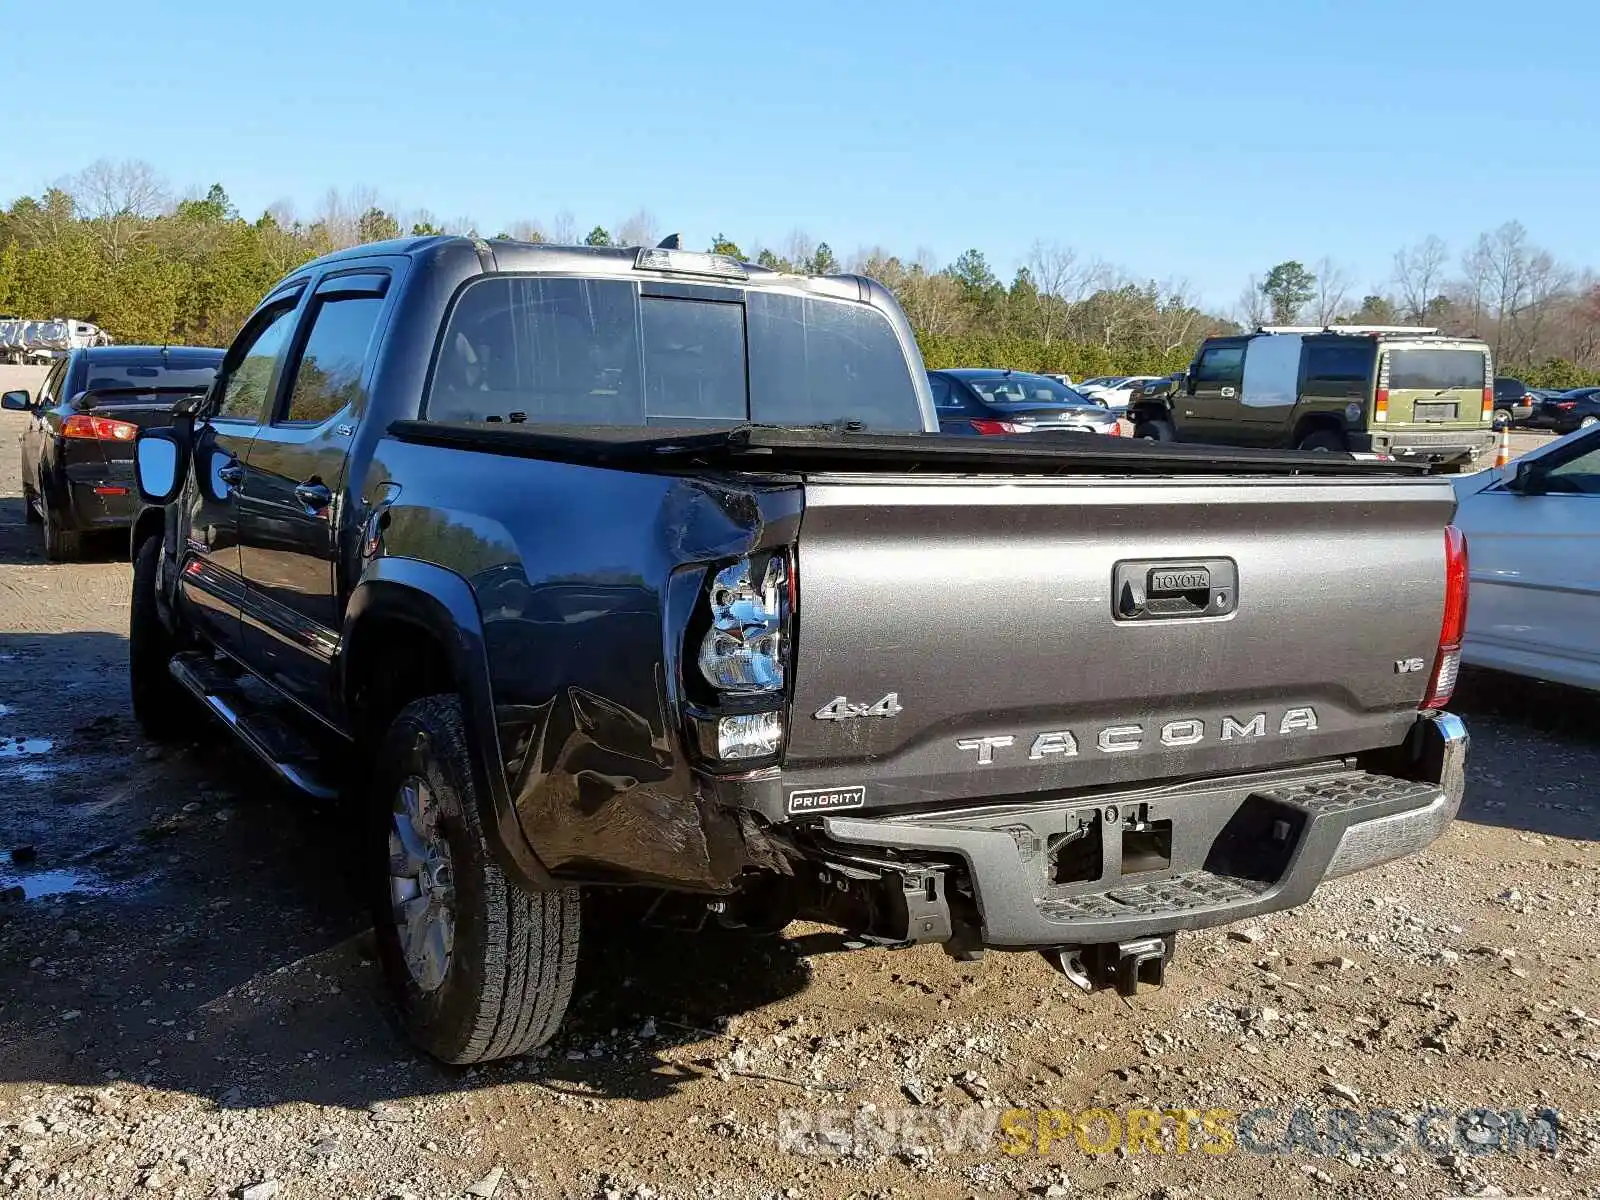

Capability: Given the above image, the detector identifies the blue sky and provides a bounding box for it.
[8,0,1598,310]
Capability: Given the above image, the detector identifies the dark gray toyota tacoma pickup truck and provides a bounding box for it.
[129,236,1470,1064]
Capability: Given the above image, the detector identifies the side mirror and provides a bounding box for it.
[134,427,190,505]
[1506,459,1542,495]
[1,390,31,412]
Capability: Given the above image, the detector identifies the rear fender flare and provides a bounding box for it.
[342,558,553,890]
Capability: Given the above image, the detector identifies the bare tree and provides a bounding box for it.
[69,159,170,261]
[1310,257,1352,325]
[896,257,964,337]
[782,230,817,273]
[1392,235,1449,323]
[506,219,547,243]
[614,209,658,248]
[549,209,578,244]
[1025,241,1095,344]
[1149,279,1206,353]
[1235,274,1267,329]
[71,158,170,220]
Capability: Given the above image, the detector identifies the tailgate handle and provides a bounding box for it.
[1113,558,1237,622]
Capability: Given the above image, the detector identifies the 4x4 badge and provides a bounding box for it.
[814,693,903,721]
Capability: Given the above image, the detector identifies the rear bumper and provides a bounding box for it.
[1349,429,1496,465]
[60,462,137,529]
[817,711,1467,949]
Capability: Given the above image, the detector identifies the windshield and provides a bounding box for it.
[966,374,1095,407]
[1386,348,1487,391]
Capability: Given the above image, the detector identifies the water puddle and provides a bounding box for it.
[0,736,53,758]
[0,867,102,900]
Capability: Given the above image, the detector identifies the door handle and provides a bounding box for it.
[216,463,245,488]
[294,481,333,513]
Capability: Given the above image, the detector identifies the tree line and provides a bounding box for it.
[3,160,1597,387]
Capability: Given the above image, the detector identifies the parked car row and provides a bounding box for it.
[0,317,112,364]
[928,368,1123,437]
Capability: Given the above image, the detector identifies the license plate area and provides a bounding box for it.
[1412,400,1459,422]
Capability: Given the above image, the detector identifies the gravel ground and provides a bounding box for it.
[0,364,1595,1199]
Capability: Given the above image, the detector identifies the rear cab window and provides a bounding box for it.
[425,275,923,431]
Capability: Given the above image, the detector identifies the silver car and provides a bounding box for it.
[1453,426,1600,690]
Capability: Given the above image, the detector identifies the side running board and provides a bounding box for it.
[168,652,339,801]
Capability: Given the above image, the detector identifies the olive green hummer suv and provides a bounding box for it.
[1129,326,1499,471]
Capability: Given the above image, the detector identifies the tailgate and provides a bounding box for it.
[1383,345,1490,430]
[784,474,1456,812]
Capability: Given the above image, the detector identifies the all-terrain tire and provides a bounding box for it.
[372,694,580,1064]
[130,534,193,740]
[1297,429,1347,453]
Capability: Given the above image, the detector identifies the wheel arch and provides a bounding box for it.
[1291,410,1346,445]
[341,558,553,889]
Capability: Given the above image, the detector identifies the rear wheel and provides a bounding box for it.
[1297,429,1348,453]
[41,497,82,561]
[1133,417,1175,441]
[372,695,580,1064]
[1493,407,1514,428]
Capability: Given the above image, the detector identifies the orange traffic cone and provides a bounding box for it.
[1493,424,1511,469]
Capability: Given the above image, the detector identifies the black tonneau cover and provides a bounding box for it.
[388,420,1433,477]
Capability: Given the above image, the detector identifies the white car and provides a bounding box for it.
[1453,426,1600,690]
[1075,375,1165,412]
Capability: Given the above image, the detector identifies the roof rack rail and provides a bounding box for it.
[1256,324,1441,336]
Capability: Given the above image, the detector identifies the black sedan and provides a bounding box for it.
[928,368,1123,438]
[1523,387,1600,436]
[1492,376,1537,427]
[3,345,222,559]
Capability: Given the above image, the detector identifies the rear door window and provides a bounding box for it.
[1302,341,1373,398]
[1387,349,1487,391]
[278,296,386,425]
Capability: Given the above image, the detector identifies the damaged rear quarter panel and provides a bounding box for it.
[375,438,802,888]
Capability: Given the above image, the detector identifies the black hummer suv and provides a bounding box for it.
[130,237,1469,1063]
